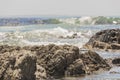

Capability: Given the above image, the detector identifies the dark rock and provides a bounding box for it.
[23,44,80,78]
[36,45,80,77]
[65,59,85,76]
[109,71,120,74]
[111,43,120,49]
[86,29,120,50]
[65,51,110,76]
[80,51,110,73]
[112,58,120,66]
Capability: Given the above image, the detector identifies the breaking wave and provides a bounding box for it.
[0,27,92,47]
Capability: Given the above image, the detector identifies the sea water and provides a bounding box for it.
[0,24,119,47]
[0,24,120,80]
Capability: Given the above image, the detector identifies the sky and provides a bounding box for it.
[0,0,120,17]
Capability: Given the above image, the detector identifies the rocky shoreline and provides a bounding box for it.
[85,29,120,50]
[0,44,111,80]
[0,29,120,80]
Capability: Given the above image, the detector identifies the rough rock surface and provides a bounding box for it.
[0,44,111,79]
[65,59,85,76]
[24,44,80,77]
[65,51,110,76]
[85,29,120,50]
[0,50,36,80]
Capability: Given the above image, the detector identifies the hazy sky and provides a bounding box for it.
[0,0,120,16]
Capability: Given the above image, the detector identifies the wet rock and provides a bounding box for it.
[59,33,79,39]
[23,44,79,77]
[36,44,80,77]
[65,50,111,76]
[109,71,120,74]
[112,58,120,66]
[65,59,85,76]
[86,29,120,50]
[80,50,110,72]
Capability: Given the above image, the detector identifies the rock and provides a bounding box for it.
[35,44,80,77]
[65,59,85,76]
[35,64,47,80]
[109,71,120,74]
[80,50,110,72]
[86,29,120,50]
[111,43,120,49]
[0,44,111,79]
[65,50,111,76]
[0,50,36,80]
[23,44,79,77]
[112,58,120,66]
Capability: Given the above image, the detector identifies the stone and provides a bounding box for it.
[86,29,120,50]
[0,50,36,80]
[65,50,111,76]
[0,44,111,79]
[36,45,80,77]
[112,58,120,66]
[65,59,85,76]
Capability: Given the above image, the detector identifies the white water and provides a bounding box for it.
[0,26,93,48]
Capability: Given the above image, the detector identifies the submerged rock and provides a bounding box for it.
[85,29,120,50]
[109,71,120,74]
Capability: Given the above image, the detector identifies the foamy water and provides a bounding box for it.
[0,24,119,47]
[0,24,93,48]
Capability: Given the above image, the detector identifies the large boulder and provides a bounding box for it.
[65,50,110,76]
[85,29,120,50]
[32,44,80,77]
[80,51,110,73]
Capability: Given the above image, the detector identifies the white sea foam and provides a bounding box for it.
[0,26,92,47]
[59,16,94,25]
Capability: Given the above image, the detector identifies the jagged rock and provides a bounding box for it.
[65,59,85,76]
[65,51,110,76]
[80,51,110,72]
[0,50,36,80]
[35,44,80,77]
[86,29,120,50]
[0,44,111,79]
